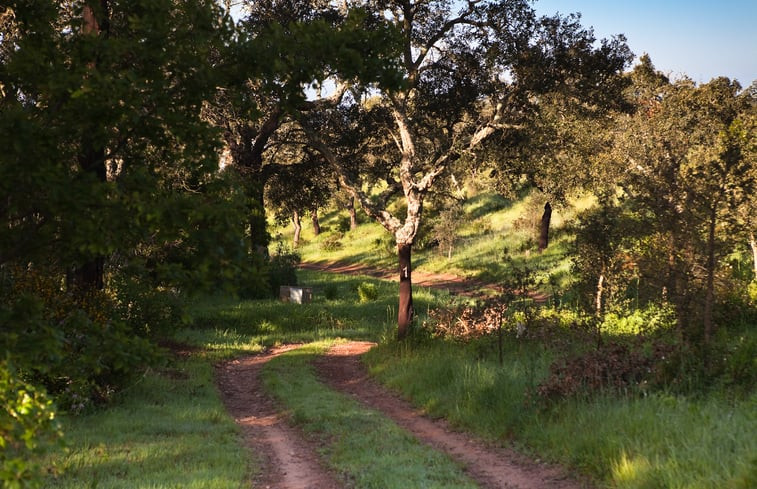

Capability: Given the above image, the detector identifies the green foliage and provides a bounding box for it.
[357,282,378,302]
[320,232,344,252]
[111,277,187,339]
[430,202,465,258]
[263,244,301,299]
[1,363,63,489]
[323,283,340,301]
[571,201,643,313]
[601,303,676,336]
[748,281,757,303]
[1,266,159,412]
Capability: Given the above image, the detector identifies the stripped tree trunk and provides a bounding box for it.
[311,208,321,236]
[292,210,302,248]
[397,242,414,339]
[538,201,552,252]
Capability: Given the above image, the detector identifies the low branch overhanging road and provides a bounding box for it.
[217,341,593,489]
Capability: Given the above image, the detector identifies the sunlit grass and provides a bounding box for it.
[286,190,585,292]
[366,340,757,489]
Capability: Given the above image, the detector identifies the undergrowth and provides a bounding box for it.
[366,298,757,488]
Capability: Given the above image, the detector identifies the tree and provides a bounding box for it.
[607,59,755,355]
[0,0,254,411]
[204,0,402,255]
[265,150,335,248]
[300,0,631,338]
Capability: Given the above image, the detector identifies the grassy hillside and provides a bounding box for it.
[276,188,595,293]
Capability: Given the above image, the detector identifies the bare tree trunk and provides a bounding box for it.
[69,0,109,293]
[596,270,605,317]
[538,202,552,252]
[347,196,358,231]
[292,210,302,248]
[311,208,321,236]
[397,242,414,339]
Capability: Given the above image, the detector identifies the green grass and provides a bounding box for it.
[177,270,444,352]
[365,339,757,489]
[40,262,757,489]
[261,342,479,488]
[41,271,433,488]
[42,357,249,489]
[285,189,587,291]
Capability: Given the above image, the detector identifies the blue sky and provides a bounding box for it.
[533,0,757,86]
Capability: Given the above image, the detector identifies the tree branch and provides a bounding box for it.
[299,122,402,234]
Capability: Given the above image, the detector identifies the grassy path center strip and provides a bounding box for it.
[261,341,479,489]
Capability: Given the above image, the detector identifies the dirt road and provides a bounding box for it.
[217,342,591,489]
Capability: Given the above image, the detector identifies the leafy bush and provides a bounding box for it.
[1,362,63,489]
[601,303,676,335]
[266,245,300,298]
[357,282,378,302]
[748,281,757,304]
[1,266,159,412]
[336,215,352,233]
[112,277,187,338]
[320,232,344,252]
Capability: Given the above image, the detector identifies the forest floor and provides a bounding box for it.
[216,341,591,489]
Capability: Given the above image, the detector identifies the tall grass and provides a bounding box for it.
[365,339,757,488]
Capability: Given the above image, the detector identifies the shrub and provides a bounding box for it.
[336,216,352,233]
[112,277,187,338]
[1,362,63,489]
[266,245,300,298]
[324,284,340,301]
[320,232,344,252]
[1,266,159,412]
[357,282,378,302]
[748,281,757,304]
